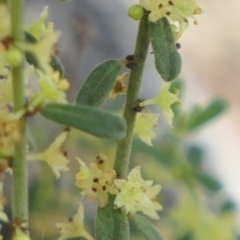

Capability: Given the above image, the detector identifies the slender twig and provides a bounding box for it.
[10,0,28,228]
[114,11,150,178]
[96,11,150,240]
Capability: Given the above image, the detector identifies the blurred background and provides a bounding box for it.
[3,0,240,239]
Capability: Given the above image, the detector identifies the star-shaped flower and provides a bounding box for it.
[0,108,21,155]
[36,70,69,104]
[139,0,202,38]
[12,227,31,240]
[27,130,69,178]
[140,0,202,23]
[140,82,180,127]
[0,4,11,40]
[109,72,128,100]
[75,154,117,207]
[56,203,94,240]
[25,6,50,40]
[18,31,61,75]
[134,111,159,146]
[114,166,162,219]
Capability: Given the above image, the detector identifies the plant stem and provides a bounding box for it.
[10,0,28,227]
[96,11,150,240]
[114,11,150,178]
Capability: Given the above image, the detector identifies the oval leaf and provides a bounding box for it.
[149,17,181,81]
[76,59,122,106]
[194,172,222,192]
[131,214,163,240]
[41,103,126,140]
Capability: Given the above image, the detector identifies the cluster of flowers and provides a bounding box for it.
[0,5,70,238]
[0,0,203,239]
[0,5,69,159]
[110,73,180,146]
[129,0,203,39]
[54,153,162,240]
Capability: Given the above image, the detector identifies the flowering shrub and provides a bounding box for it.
[0,1,237,240]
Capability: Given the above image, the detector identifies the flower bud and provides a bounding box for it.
[6,47,23,67]
[128,4,144,21]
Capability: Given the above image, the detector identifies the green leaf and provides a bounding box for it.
[96,195,129,240]
[50,55,65,77]
[25,31,37,43]
[220,200,236,213]
[76,59,122,106]
[187,99,228,131]
[24,31,65,77]
[131,214,163,240]
[186,146,203,167]
[41,103,126,140]
[149,17,181,82]
[194,172,222,192]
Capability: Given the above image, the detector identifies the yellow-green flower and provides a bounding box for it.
[139,0,202,38]
[109,72,128,100]
[27,130,69,178]
[140,0,202,23]
[56,203,94,240]
[0,108,22,155]
[140,82,180,127]
[12,227,31,240]
[25,6,50,40]
[75,154,117,207]
[18,31,61,75]
[0,78,12,108]
[114,166,162,219]
[0,4,11,40]
[134,111,159,146]
[36,70,69,104]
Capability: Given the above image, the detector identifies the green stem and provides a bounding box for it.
[114,11,150,178]
[96,11,150,240]
[10,0,28,227]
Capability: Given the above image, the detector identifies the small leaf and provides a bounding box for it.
[187,99,228,131]
[41,103,126,140]
[220,200,236,213]
[131,214,163,240]
[50,55,65,77]
[187,146,203,167]
[76,59,122,106]
[149,17,181,82]
[25,31,37,43]
[194,172,222,192]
